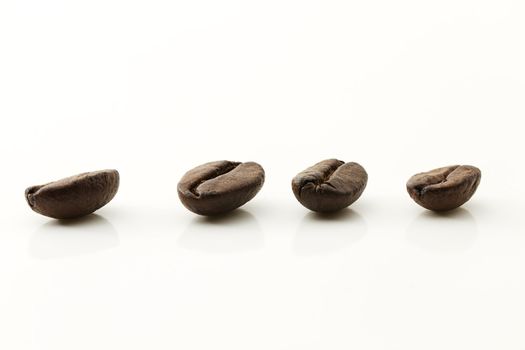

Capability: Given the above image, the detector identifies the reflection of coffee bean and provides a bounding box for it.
[25,170,120,219]
[291,159,368,212]
[177,160,265,216]
[406,165,481,211]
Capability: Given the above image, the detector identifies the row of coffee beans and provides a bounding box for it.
[24,159,481,219]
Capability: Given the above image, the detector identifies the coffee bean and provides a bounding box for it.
[406,165,481,211]
[25,169,119,219]
[292,159,368,212]
[177,160,265,216]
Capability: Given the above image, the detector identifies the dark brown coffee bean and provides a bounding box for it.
[177,160,265,216]
[25,169,119,219]
[406,165,481,211]
[292,159,368,212]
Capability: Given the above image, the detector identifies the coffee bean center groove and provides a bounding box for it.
[189,162,241,197]
[299,160,344,198]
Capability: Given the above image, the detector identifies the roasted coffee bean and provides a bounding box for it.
[406,165,481,211]
[25,169,119,219]
[177,160,265,216]
[292,159,368,212]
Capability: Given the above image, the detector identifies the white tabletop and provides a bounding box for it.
[1,1,524,349]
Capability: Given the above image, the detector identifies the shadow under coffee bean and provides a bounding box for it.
[406,165,481,211]
[177,160,265,216]
[291,159,368,212]
[25,169,120,219]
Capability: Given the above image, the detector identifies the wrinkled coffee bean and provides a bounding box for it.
[177,160,265,216]
[292,159,368,212]
[25,169,120,219]
[406,165,481,211]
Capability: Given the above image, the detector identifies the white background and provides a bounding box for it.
[1,0,525,349]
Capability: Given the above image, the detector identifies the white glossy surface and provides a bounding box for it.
[1,0,525,349]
